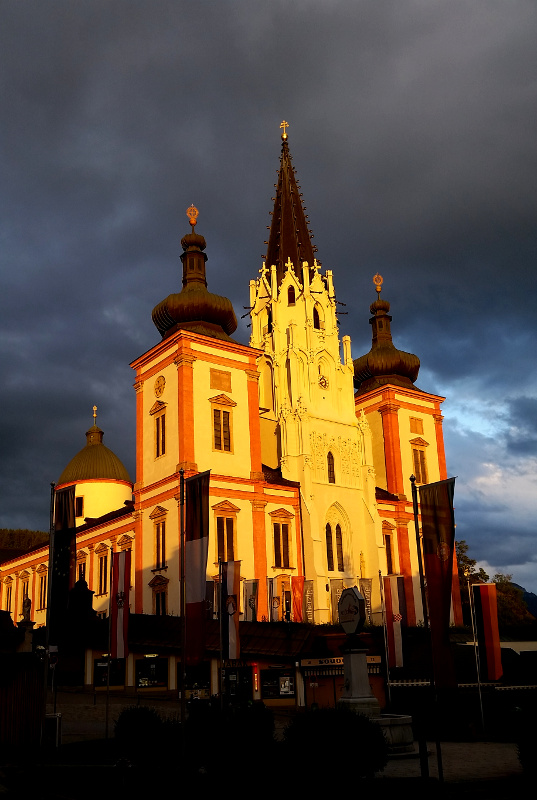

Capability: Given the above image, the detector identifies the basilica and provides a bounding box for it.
[0,126,462,701]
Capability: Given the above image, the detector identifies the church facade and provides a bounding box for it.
[0,127,462,695]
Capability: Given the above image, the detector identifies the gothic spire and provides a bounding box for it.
[263,121,316,285]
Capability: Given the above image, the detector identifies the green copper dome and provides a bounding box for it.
[57,424,131,485]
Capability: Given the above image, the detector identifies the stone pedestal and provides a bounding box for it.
[339,637,380,718]
[16,619,35,653]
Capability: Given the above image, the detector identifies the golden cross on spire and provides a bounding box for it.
[93,405,97,425]
[280,120,289,140]
[373,273,383,295]
[186,204,199,231]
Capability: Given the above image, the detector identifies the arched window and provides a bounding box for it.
[313,305,320,329]
[327,451,335,483]
[335,524,344,571]
[325,523,334,572]
[287,285,296,305]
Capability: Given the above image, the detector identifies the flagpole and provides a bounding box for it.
[105,546,114,740]
[41,482,55,747]
[410,475,428,631]
[218,558,224,712]
[467,577,485,730]
[179,469,186,736]
[378,570,392,706]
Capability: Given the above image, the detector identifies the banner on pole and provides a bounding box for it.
[185,470,210,665]
[291,576,305,622]
[49,485,77,646]
[111,549,131,659]
[221,560,240,660]
[383,575,407,668]
[419,477,457,688]
[473,583,503,681]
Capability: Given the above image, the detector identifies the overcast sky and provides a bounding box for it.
[1,1,536,592]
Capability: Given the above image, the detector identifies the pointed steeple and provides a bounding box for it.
[353,275,421,395]
[264,121,316,285]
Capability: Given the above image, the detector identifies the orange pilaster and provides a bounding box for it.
[396,520,417,626]
[176,351,196,468]
[433,412,448,481]
[379,401,404,496]
[135,380,144,485]
[246,369,262,476]
[251,499,268,620]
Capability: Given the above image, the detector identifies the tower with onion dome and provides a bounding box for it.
[353,275,462,626]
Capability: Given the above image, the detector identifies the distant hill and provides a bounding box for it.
[0,529,49,564]
[512,583,537,618]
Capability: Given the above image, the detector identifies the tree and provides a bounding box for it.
[493,573,533,626]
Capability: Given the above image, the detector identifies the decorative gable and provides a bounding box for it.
[211,500,241,513]
[149,400,167,416]
[208,394,237,407]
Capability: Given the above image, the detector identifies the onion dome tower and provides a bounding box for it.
[264,120,317,286]
[151,205,237,341]
[354,274,421,394]
[57,407,133,522]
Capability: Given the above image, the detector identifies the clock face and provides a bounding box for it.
[154,376,166,398]
[319,375,329,389]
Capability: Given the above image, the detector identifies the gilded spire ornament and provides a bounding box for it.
[93,405,97,424]
[373,273,383,296]
[280,120,289,140]
[186,204,199,231]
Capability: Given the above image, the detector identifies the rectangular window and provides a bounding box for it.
[413,448,428,484]
[410,417,424,435]
[38,574,47,610]
[155,588,167,616]
[98,554,108,595]
[217,516,234,562]
[273,523,290,569]
[155,520,166,569]
[78,561,86,582]
[75,496,84,518]
[6,585,12,612]
[213,409,231,452]
[156,413,166,457]
[385,534,393,575]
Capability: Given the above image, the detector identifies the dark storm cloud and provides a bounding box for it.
[1,1,536,587]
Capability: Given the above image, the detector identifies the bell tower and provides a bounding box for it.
[249,124,384,623]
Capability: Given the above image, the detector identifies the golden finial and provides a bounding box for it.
[280,120,289,140]
[92,405,97,425]
[186,204,199,231]
[373,273,383,296]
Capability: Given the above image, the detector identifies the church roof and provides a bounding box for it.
[264,121,317,285]
[354,275,421,395]
[152,205,237,341]
[57,422,131,485]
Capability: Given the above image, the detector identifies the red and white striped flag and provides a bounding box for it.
[383,575,407,668]
[185,470,210,665]
[221,560,240,660]
[110,549,131,659]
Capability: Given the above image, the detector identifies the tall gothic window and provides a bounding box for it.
[327,451,335,484]
[326,523,334,572]
[287,285,296,305]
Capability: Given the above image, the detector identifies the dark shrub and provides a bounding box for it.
[114,705,163,760]
[282,705,388,784]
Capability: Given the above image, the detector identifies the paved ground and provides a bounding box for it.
[1,694,523,798]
